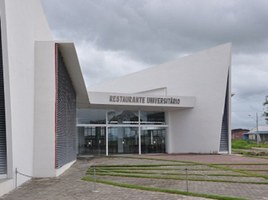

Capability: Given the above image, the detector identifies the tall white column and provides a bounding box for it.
[106,111,108,156]
[138,110,141,155]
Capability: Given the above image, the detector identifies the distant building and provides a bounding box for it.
[243,126,268,142]
[231,129,249,140]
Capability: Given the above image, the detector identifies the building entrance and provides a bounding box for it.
[108,127,139,154]
[77,109,168,155]
[141,127,166,153]
[78,127,106,155]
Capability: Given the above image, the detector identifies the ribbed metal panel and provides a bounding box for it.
[220,80,229,152]
[55,47,76,168]
[0,23,7,174]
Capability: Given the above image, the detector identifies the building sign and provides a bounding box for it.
[109,95,180,105]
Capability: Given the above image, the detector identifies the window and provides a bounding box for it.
[140,111,165,125]
[77,109,106,124]
[108,110,138,124]
[0,22,7,175]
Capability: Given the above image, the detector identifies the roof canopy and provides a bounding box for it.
[57,42,89,107]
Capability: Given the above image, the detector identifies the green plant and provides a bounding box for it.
[82,176,246,200]
[232,139,268,149]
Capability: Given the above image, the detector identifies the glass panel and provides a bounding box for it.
[78,126,106,155]
[108,110,138,124]
[140,111,165,125]
[141,127,166,153]
[108,127,139,154]
[77,109,106,124]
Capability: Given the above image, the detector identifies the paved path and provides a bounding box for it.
[142,154,268,164]
[92,155,268,200]
[1,154,268,200]
[0,159,206,200]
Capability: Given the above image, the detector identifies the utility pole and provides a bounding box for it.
[249,113,261,144]
[256,112,261,144]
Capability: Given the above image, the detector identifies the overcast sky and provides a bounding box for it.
[41,0,268,129]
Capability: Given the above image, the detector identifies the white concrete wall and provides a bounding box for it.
[90,43,231,154]
[167,44,231,153]
[33,41,56,177]
[0,179,13,197]
[0,0,88,196]
[33,42,79,177]
[0,0,53,193]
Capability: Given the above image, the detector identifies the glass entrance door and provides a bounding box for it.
[78,126,106,155]
[141,127,166,153]
[108,127,139,154]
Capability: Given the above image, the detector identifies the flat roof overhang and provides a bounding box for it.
[57,42,89,107]
[86,91,196,111]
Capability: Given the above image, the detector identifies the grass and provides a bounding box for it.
[91,169,249,177]
[91,162,268,180]
[98,173,266,185]
[212,163,268,165]
[232,150,268,158]
[207,163,268,180]
[232,140,268,158]
[83,156,268,199]
[111,155,201,165]
[87,170,268,184]
[92,167,209,171]
[82,176,246,200]
[92,163,197,167]
[232,140,268,149]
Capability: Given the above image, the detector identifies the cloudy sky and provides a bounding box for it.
[40,0,268,129]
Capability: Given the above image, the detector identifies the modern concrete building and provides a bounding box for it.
[0,0,88,195]
[77,43,232,156]
[0,0,231,196]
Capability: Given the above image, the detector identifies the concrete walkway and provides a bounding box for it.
[0,159,206,200]
[1,154,268,200]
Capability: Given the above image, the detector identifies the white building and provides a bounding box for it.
[77,43,231,156]
[0,0,88,196]
[0,0,231,196]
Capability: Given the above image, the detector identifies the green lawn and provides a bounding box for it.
[232,139,268,149]
[82,156,268,200]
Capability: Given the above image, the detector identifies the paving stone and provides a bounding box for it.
[0,159,206,200]
[1,154,268,200]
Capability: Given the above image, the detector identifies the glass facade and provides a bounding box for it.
[141,127,166,153]
[78,126,106,155]
[108,127,139,154]
[140,111,165,125]
[108,110,138,124]
[78,109,106,124]
[77,109,167,155]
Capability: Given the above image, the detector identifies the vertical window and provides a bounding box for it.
[0,21,7,175]
[55,46,76,168]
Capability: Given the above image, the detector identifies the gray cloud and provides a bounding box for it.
[41,0,268,129]
[233,54,268,98]
[41,0,268,62]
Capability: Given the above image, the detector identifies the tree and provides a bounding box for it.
[264,95,268,124]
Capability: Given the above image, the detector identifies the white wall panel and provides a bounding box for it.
[90,44,232,154]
